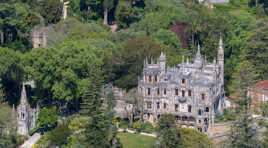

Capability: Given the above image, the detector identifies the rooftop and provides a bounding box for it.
[251,80,268,94]
[253,80,268,89]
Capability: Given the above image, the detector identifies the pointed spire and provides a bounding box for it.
[218,33,224,55]
[182,55,184,64]
[151,57,154,64]
[21,82,27,105]
[197,44,201,57]
[144,58,147,66]
[194,44,203,66]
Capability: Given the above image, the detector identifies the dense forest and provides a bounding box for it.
[0,0,268,147]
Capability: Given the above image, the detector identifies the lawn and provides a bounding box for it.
[118,132,157,148]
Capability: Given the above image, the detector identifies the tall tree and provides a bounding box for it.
[156,114,182,148]
[228,61,260,148]
[243,20,268,81]
[40,0,63,24]
[24,40,104,109]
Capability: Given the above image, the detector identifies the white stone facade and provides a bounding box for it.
[138,38,225,132]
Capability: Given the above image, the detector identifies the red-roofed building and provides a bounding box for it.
[248,80,268,110]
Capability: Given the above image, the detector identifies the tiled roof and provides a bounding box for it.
[251,80,268,94]
[253,80,268,89]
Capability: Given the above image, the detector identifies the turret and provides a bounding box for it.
[17,82,29,135]
[217,35,224,86]
[158,52,166,71]
[194,44,203,67]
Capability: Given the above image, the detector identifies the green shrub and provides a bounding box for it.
[141,122,154,133]
[133,121,142,133]
[48,123,71,146]
[119,120,129,129]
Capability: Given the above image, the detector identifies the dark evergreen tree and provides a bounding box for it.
[228,61,260,148]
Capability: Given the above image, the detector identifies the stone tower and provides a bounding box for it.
[17,81,39,136]
[17,82,29,135]
[217,36,225,112]
[32,26,47,49]
[218,36,224,87]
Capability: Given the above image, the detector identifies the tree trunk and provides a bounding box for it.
[0,32,3,45]
[192,33,195,46]
[103,8,108,26]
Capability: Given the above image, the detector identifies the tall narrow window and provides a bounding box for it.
[188,105,192,113]
[148,76,152,83]
[205,107,209,112]
[164,103,167,109]
[148,88,151,95]
[182,90,185,97]
[202,94,205,100]
[155,75,158,82]
[198,109,202,115]
[182,79,185,84]
[175,89,179,96]
[164,88,166,95]
[157,88,160,95]
[157,102,160,109]
[175,104,179,111]
[188,90,192,96]
[147,102,152,109]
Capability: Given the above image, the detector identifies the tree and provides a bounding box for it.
[260,102,268,117]
[39,0,63,24]
[243,20,268,81]
[49,123,71,147]
[228,61,260,148]
[156,114,181,148]
[24,40,104,109]
[0,104,18,148]
[0,47,22,105]
[152,29,180,48]
[36,107,58,133]
[113,36,162,90]
[0,1,36,51]
[115,1,139,29]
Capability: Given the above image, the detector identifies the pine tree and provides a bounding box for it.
[228,61,260,148]
[80,68,122,148]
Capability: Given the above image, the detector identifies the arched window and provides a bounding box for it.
[188,105,192,113]
[148,76,152,83]
[175,104,179,111]
[182,90,185,97]
[198,109,202,115]
[157,102,160,109]
[202,94,205,100]
[175,89,179,96]
[188,90,192,96]
[154,75,158,82]
[205,107,209,112]
[157,88,160,95]
[182,79,185,84]
[148,88,151,95]
[164,88,166,95]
